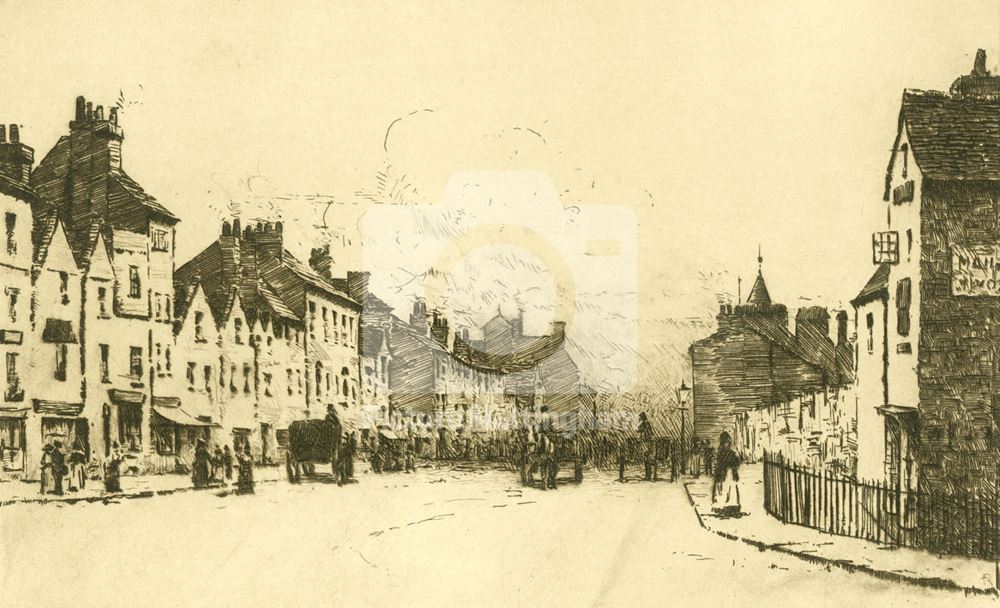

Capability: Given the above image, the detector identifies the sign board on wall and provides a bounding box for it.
[952,244,1000,296]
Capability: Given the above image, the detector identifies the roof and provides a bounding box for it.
[894,89,1000,183]
[851,263,890,307]
[746,271,771,305]
[361,325,386,357]
[112,172,178,222]
[31,208,60,266]
[278,250,358,305]
[0,174,40,205]
[257,280,297,320]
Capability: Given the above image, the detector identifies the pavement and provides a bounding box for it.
[684,462,999,596]
[0,465,286,507]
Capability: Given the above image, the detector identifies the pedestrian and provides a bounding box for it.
[104,442,123,492]
[325,404,342,478]
[211,446,224,483]
[638,412,654,481]
[39,443,53,494]
[68,440,87,491]
[712,431,741,517]
[50,441,66,496]
[223,445,234,482]
[404,430,416,473]
[346,432,356,479]
[236,443,254,494]
[192,438,211,489]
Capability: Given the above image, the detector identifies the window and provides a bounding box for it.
[230,363,238,393]
[59,272,69,305]
[342,379,348,397]
[4,212,15,256]
[380,356,388,384]
[872,231,899,264]
[219,356,226,387]
[55,344,67,381]
[155,343,163,376]
[165,346,172,375]
[287,369,294,396]
[309,302,316,335]
[906,229,913,257]
[128,265,141,298]
[234,317,243,343]
[194,311,206,342]
[315,362,322,397]
[165,296,172,321]
[297,369,303,394]
[349,317,354,344]
[243,363,252,394]
[155,292,162,320]
[5,352,20,401]
[97,286,108,317]
[332,310,338,343]
[152,228,169,252]
[322,307,329,340]
[119,404,142,452]
[99,344,109,382]
[341,315,347,343]
[204,365,212,393]
[896,278,911,337]
[130,346,143,378]
[5,287,17,322]
[263,373,273,397]
[866,312,875,354]
[153,423,175,455]
[186,362,196,386]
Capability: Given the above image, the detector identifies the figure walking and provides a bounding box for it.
[68,440,87,491]
[223,445,234,483]
[104,442,123,492]
[712,431,742,517]
[39,443,53,495]
[192,438,211,489]
[237,443,255,494]
[325,404,342,479]
[638,412,655,481]
[50,441,66,496]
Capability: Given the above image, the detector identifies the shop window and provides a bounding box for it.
[4,352,20,401]
[0,418,24,471]
[153,423,175,455]
[118,405,142,452]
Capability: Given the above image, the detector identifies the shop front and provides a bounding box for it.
[150,396,217,473]
[0,409,27,480]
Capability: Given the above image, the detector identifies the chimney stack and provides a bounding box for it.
[0,123,33,186]
[0,125,5,144]
[309,244,334,280]
[346,271,370,303]
[836,310,848,346]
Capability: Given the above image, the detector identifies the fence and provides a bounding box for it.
[763,451,1000,560]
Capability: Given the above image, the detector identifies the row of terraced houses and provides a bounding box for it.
[0,96,584,481]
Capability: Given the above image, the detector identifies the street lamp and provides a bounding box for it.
[675,380,691,474]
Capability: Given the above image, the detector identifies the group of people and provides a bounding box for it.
[192,438,255,494]
[38,439,89,496]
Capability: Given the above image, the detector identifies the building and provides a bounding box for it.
[853,50,1000,495]
[175,220,361,457]
[0,125,36,480]
[690,256,855,470]
[30,96,181,475]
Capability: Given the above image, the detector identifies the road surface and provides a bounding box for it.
[0,464,987,607]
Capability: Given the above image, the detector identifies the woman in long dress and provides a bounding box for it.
[712,431,742,517]
[236,444,254,494]
[104,443,122,492]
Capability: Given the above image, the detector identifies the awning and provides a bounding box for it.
[877,404,918,417]
[379,429,400,440]
[33,400,84,417]
[42,318,78,343]
[109,389,146,406]
[152,396,181,408]
[0,406,29,418]
[152,405,217,427]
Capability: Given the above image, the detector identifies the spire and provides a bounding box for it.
[747,246,772,305]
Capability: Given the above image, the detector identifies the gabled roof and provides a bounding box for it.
[0,174,40,205]
[257,280,297,320]
[891,89,1000,184]
[851,263,890,307]
[111,172,179,223]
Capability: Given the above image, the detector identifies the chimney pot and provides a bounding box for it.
[232,218,241,235]
[86,101,93,120]
[974,49,989,76]
[0,125,5,144]
[75,96,86,121]
[222,221,232,236]
[275,221,283,233]
[95,105,104,121]
[109,107,118,124]
[9,125,19,144]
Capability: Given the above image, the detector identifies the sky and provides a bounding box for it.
[2,0,999,388]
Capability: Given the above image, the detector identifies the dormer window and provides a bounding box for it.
[194,311,206,342]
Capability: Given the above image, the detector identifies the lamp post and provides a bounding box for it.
[675,380,691,475]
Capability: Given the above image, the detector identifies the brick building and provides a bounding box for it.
[853,50,1000,496]
[690,257,854,469]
